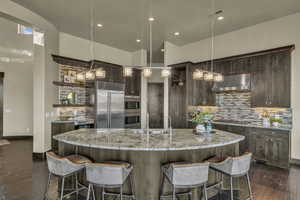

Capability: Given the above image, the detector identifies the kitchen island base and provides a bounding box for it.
[58,142,239,200]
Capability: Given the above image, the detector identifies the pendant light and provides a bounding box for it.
[76,72,86,82]
[123,67,133,77]
[161,69,171,77]
[192,69,204,80]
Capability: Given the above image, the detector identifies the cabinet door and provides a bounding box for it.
[188,62,215,106]
[250,133,267,162]
[266,133,290,168]
[269,51,291,107]
[250,55,270,107]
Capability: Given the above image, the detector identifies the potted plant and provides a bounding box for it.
[270,118,283,127]
[191,111,214,133]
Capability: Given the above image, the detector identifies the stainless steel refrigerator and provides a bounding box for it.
[95,81,125,128]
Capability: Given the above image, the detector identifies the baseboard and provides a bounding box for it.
[2,135,33,140]
[290,159,300,166]
[32,152,47,161]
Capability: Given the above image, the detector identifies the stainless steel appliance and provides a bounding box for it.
[212,73,251,92]
[124,96,141,128]
[95,81,125,128]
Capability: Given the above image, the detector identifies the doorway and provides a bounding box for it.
[148,83,164,128]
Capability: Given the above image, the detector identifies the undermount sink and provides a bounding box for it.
[129,129,169,135]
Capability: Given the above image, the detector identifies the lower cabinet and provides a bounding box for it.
[214,124,290,169]
[51,122,75,153]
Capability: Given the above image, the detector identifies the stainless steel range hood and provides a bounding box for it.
[212,73,251,92]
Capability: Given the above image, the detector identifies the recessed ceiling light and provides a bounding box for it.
[217,16,224,21]
[174,32,180,36]
[148,17,155,21]
[136,39,141,43]
[97,24,103,27]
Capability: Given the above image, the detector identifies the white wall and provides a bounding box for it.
[1,0,59,153]
[165,12,300,160]
[59,32,132,66]
[0,17,34,136]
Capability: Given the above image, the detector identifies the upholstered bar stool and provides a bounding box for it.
[85,162,135,200]
[44,152,92,200]
[208,152,253,200]
[159,162,210,200]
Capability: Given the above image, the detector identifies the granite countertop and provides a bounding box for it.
[52,119,94,125]
[53,128,244,151]
[212,121,292,131]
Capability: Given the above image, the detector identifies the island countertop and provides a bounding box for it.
[53,128,244,151]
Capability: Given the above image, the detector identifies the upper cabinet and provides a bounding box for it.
[187,62,215,106]
[125,69,141,96]
[250,50,291,108]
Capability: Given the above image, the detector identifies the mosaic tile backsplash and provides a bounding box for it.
[189,92,292,128]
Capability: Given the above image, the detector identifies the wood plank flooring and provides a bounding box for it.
[0,139,300,200]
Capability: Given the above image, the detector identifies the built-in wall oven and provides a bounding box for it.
[125,96,141,128]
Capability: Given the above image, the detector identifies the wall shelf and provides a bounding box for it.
[53,104,94,108]
[53,81,94,88]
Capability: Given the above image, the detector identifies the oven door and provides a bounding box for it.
[125,101,140,110]
[125,115,140,128]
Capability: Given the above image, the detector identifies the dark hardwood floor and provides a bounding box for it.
[0,139,299,200]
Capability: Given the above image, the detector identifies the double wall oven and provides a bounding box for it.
[125,96,141,128]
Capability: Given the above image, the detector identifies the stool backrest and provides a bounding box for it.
[46,152,83,176]
[85,162,132,186]
[231,152,252,176]
[170,162,209,186]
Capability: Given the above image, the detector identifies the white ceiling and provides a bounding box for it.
[11,0,300,62]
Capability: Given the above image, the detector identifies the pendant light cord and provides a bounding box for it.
[89,0,95,70]
[210,0,215,73]
[149,19,152,68]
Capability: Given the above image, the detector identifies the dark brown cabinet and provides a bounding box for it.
[51,122,75,152]
[187,62,215,106]
[125,69,141,96]
[250,50,291,108]
[214,124,290,169]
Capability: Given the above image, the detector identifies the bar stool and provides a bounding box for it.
[44,152,92,200]
[85,161,135,200]
[159,162,210,200]
[208,152,253,200]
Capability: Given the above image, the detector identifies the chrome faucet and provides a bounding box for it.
[169,117,172,135]
[146,112,150,135]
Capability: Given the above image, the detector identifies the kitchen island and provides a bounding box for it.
[54,129,244,200]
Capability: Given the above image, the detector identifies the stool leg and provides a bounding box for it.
[91,185,96,200]
[159,173,165,200]
[102,187,105,200]
[230,176,233,200]
[129,173,135,199]
[120,186,123,200]
[60,177,65,200]
[203,184,208,200]
[86,184,91,200]
[44,172,52,200]
[246,173,253,200]
[75,173,79,200]
[172,186,176,200]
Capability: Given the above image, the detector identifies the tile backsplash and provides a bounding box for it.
[188,92,292,128]
[56,64,94,121]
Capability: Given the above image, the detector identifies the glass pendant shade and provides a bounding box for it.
[95,68,106,79]
[76,72,86,82]
[204,72,214,81]
[85,70,95,80]
[123,67,133,77]
[192,69,204,80]
[143,68,152,77]
[161,69,171,77]
[214,73,224,82]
